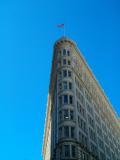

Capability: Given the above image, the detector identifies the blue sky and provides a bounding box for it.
[0,0,120,160]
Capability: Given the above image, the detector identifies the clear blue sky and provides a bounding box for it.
[0,0,120,160]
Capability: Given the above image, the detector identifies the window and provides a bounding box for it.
[68,60,71,65]
[59,96,62,107]
[63,81,67,90]
[64,145,70,157]
[64,109,69,120]
[64,126,69,137]
[72,146,76,157]
[89,128,96,142]
[63,49,66,56]
[68,70,72,77]
[58,70,62,79]
[88,115,94,128]
[59,146,62,158]
[59,83,62,90]
[78,116,86,133]
[70,110,74,120]
[77,101,85,118]
[69,82,72,90]
[63,95,68,104]
[67,50,70,56]
[59,111,62,121]
[63,59,66,65]
[69,95,73,104]
[71,127,75,138]
[63,70,67,77]
[59,127,62,138]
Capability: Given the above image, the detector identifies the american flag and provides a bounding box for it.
[57,24,64,28]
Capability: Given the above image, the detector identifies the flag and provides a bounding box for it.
[57,24,64,28]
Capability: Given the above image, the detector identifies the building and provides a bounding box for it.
[42,37,120,160]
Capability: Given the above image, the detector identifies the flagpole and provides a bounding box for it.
[57,24,65,37]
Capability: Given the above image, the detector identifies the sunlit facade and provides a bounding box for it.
[42,37,120,160]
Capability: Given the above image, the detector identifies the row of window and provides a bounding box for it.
[58,69,72,80]
[58,81,72,91]
[57,58,71,68]
[59,126,75,139]
[59,109,74,122]
[57,49,70,59]
[63,58,71,66]
[59,144,76,158]
[63,49,70,56]
[58,94,73,107]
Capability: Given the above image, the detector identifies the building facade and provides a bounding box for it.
[42,37,120,160]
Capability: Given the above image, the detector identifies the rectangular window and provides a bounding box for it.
[67,50,70,56]
[64,109,69,120]
[71,127,75,138]
[63,49,66,56]
[69,82,72,90]
[59,83,62,90]
[72,146,76,157]
[64,126,69,137]
[69,95,73,104]
[63,70,67,77]
[64,95,68,104]
[68,70,72,77]
[64,145,70,157]
[59,96,62,107]
[68,60,71,65]
[70,110,74,120]
[63,81,67,90]
[63,59,66,65]
[59,127,62,138]
[59,111,62,121]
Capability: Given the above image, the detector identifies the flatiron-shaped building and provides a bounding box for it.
[42,37,120,160]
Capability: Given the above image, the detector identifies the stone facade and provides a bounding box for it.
[42,37,120,160]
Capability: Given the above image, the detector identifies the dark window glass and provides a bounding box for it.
[64,126,69,137]
[69,95,73,104]
[59,83,62,90]
[59,96,62,107]
[63,59,66,65]
[68,70,72,77]
[67,50,70,56]
[68,60,71,65]
[63,81,67,90]
[69,82,72,90]
[64,109,69,120]
[72,146,76,157]
[63,70,67,77]
[58,71,62,79]
[63,49,66,56]
[64,95,68,104]
[64,145,70,157]
[59,111,62,121]
[71,127,75,138]
[70,110,74,120]
[59,127,62,138]
[60,146,62,158]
